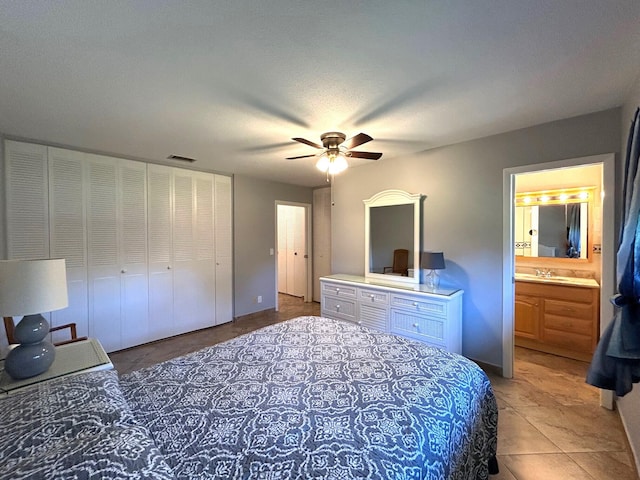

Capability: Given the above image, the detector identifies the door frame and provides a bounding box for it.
[502,153,615,408]
[274,201,313,310]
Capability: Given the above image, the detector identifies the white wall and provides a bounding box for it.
[618,72,640,472]
[331,108,621,368]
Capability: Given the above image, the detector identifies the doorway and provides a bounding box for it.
[275,202,312,309]
[502,154,615,389]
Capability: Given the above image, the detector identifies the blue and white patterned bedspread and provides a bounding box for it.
[121,316,498,479]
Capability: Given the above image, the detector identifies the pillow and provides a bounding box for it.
[0,370,175,479]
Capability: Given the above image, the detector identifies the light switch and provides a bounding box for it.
[270,248,274,256]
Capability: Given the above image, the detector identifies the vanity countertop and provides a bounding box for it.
[515,272,599,288]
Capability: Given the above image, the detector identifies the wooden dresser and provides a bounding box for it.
[320,274,463,354]
[515,277,599,361]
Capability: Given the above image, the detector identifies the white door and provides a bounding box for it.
[173,169,198,334]
[118,160,149,349]
[291,206,306,297]
[147,164,175,340]
[86,155,121,352]
[313,187,331,302]
[277,205,288,293]
[48,147,88,341]
[194,172,215,328]
[5,141,49,260]
[277,204,307,298]
[215,175,233,324]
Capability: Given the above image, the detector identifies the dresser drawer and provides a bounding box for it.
[390,294,447,318]
[359,303,388,332]
[358,288,389,306]
[322,295,357,322]
[390,309,446,347]
[321,281,357,299]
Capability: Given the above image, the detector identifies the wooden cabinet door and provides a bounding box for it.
[515,294,540,339]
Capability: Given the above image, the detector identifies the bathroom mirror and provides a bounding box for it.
[515,187,594,260]
[364,189,424,284]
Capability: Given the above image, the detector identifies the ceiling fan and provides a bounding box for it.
[286,132,382,175]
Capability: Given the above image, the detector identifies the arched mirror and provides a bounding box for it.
[364,190,424,284]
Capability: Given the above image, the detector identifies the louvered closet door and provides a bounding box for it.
[48,147,88,342]
[215,175,233,324]
[147,164,174,340]
[173,169,199,334]
[194,172,216,328]
[5,141,49,260]
[86,155,121,352]
[119,160,149,349]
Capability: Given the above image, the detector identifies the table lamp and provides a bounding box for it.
[0,259,68,379]
[421,252,445,290]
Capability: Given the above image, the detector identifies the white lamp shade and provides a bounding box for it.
[0,259,68,317]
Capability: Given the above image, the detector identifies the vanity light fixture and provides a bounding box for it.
[516,187,594,206]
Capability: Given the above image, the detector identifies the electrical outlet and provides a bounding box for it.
[257,295,262,303]
[593,244,602,253]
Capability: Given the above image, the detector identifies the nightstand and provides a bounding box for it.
[0,338,112,394]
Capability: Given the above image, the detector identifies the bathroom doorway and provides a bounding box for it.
[502,154,615,388]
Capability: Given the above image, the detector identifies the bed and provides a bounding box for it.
[1,316,498,479]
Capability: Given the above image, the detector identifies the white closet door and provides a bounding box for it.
[48,147,88,341]
[313,187,331,302]
[5,141,49,260]
[214,175,233,324]
[194,172,215,329]
[292,206,306,298]
[147,164,174,340]
[277,204,288,294]
[119,160,149,349]
[86,155,121,352]
[173,169,198,334]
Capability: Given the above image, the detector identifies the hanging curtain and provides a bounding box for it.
[587,107,640,396]
[566,204,581,258]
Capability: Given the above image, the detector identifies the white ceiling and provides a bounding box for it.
[1,1,639,187]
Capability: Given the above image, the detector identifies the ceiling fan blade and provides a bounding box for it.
[349,151,382,160]
[343,132,373,150]
[292,137,323,149]
[286,154,318,160]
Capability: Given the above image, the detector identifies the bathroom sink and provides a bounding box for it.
[514,273,599,287]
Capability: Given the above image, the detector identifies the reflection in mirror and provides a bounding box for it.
[515,187,592,260]
[369,204,414,274]
[364,190,424,284]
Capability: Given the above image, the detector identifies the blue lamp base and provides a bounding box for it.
[4,314,56,380]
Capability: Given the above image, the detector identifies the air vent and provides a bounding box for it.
[167,154,196,163]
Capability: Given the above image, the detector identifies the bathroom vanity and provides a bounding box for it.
[514,273,600,361]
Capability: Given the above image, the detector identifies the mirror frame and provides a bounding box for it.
[515,186,596,264]
[364,189,424,284]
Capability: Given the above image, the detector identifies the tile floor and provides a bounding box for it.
[110,295,638,479]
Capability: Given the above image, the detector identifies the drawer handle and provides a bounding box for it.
[357,321,362,325]
[413,323,419,328]
[413,302,418,308]
[335,288,340,293]
[336,304,340,311]
[370,294,375,301]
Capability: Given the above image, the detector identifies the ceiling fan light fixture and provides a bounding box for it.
[315,155,330,172]
[329,154,348,174]
[316,153,348,174]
